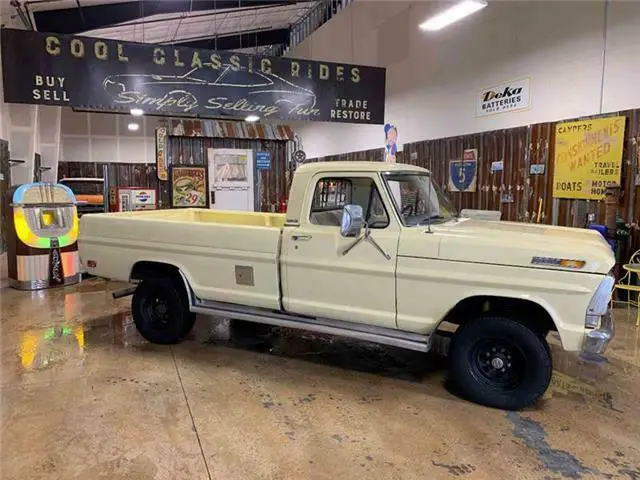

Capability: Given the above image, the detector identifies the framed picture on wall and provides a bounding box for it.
[169,165,209,208]
[208,148,249,185]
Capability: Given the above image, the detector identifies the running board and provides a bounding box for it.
[191,299,431,353]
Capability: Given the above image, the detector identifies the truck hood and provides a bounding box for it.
[400,219,615,274]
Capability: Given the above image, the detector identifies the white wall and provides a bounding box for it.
[290,0,640,159]
[60,109,158,164]
[0,9,42,185]
[39,106,62,183]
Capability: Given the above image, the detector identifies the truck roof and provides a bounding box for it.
[296,161,430,175]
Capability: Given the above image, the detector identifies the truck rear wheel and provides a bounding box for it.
[132,278,195,345]
[448,317,552,410]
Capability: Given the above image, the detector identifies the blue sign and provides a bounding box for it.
[448,159,477,192]
[256,151,271,170]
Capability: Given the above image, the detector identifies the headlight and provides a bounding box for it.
[585,273,615,328]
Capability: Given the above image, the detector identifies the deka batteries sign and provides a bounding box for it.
[476,77,531,117]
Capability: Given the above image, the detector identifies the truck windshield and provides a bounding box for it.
[383,172,457,226]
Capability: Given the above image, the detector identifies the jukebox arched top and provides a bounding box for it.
[11,182,79,249]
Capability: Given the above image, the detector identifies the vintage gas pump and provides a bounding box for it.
[109,187,158,212]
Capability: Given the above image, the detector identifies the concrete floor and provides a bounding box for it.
[1,277,640,480]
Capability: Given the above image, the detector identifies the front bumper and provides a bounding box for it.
[582,311,615,356]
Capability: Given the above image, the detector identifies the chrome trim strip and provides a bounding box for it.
[9,274,80,290]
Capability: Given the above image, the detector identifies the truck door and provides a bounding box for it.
[281,173,400,329]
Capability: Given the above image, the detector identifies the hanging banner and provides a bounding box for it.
[552,116,626,200]
[155,126,168,181]
[0,29,386,124]
[448,149,478,192]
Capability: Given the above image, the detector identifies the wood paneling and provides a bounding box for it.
[57,108,640,261]
[0,140,10,253]
[307,110,640,262]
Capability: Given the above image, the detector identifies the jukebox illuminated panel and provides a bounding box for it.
[7,183,80,290]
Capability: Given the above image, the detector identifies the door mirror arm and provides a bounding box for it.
[362,223,392,260]
[340,205,391,260]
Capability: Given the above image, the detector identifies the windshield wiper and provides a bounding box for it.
[418,214,446,226]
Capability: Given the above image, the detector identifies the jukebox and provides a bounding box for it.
[6,182,80,290]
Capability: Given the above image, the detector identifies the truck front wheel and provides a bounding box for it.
[132,278,195,345]
[449,317,552,410]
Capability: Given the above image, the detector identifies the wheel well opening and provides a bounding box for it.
[438,296,557,337]
[130,261,180,283]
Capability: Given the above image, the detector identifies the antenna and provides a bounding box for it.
[427,175,432,234]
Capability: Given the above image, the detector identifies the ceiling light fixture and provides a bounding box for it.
[127,122,140,132]
[419,0,487,32]
[130,108,144,116]
[245,115,260,123]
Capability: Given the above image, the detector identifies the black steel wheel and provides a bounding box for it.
[449,317,552,410]
[132,277,195,345]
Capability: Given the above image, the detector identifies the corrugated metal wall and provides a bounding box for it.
[0,140,11,253]
[59,136,290,212]
[401,110,640,230]
[58,108,640,259]
[313,148,385,163]
[167,137,290,212]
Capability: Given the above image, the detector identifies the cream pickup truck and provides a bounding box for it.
[79,162,615,410]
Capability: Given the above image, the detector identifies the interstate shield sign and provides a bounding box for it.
[448,149,478,192]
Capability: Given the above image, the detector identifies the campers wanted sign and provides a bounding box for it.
[0,29,386,124]
[476,78,531,117]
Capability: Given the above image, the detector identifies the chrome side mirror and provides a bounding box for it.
[340,204,365,237]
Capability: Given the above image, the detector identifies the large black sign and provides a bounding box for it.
[1,29,386,124]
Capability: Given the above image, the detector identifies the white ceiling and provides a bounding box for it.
[24,1,321,45]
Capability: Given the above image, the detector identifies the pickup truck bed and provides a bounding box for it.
[80,208,287,310]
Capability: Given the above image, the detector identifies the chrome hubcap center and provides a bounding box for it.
[491,357,505,369]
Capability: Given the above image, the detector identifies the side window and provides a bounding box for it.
[309,178,352,227]
[309,177,389,228]
[311,178,352,211]
[365,186,389,228]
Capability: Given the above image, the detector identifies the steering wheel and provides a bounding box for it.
[401,204,414,216]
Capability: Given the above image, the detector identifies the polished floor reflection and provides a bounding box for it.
[1,278,640,479]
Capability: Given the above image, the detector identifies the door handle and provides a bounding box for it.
[292,234,312,241]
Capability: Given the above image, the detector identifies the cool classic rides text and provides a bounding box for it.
[43,35,362,84]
